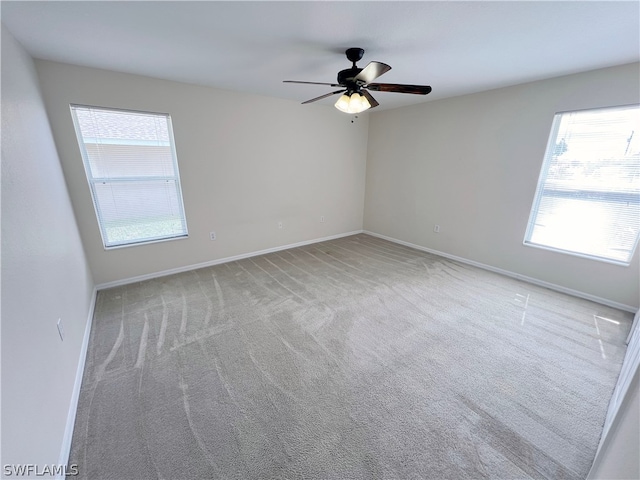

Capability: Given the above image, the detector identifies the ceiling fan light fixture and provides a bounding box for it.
[360,94,372,110]
[286,47,431,110]
[350,92,364,111]
[334,91,371,114]
[335,94,351,112]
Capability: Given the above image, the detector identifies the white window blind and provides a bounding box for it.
[524,105,640,265]
[71,105,188,248]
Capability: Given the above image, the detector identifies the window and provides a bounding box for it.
[524,105,640,265]
[71,105,188,248]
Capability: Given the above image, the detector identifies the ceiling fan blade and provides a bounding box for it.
[354,61,391,84]
[361,89,379,108]
[284,80,342,87]
[301,90,346,104]
[367,83,432,95]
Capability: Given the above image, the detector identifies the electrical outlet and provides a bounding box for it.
[57,318,65,341]
[434,224,440,233]
[209,231,216,241]
[320,216,325,223]
[278,221,283,229]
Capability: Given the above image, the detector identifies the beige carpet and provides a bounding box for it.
[69,234,632,479]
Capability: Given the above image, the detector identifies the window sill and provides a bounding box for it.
[522,240,633,267]
[103,234,189,251]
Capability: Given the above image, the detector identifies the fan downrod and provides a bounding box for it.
[338,48,366,86]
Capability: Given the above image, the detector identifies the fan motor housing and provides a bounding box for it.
[337,68,363,86]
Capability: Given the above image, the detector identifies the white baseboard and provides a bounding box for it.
[96,230,364,290]
[364,230,637,313]
[57,286,98,479]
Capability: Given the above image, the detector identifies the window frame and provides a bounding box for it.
[523,104,640,266]
[70,104,189,249]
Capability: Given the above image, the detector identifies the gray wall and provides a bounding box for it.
[1,25,94,470]
[35,60,369,286]
[364,63,640,309]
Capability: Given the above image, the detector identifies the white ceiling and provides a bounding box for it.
[2,1,639,112]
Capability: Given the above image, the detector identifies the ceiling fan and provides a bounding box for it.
[284,48,432,114]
